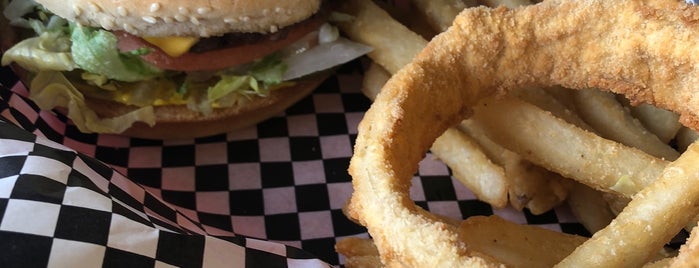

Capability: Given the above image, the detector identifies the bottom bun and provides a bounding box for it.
[85,73,329,139]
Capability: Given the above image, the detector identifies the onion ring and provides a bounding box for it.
[346,0,699,266]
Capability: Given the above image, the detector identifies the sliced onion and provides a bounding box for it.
[282,37,372,81]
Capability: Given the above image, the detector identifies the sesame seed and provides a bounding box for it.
[150,3,161,12]
[224,17,237,24]
[197,7,211,15]
[269,25,278,33]
[274,7,283,13]
[190,16,200,25]
[123,23,136,33]
[88,2,101,12]
[240,16,250,22]
[142,16,157,24]
[178,7,189,15]
[117,6,128,16]
[174,14,187,22]
[101,17,115,29]
[73,5,82,16]
[163,16,173,23]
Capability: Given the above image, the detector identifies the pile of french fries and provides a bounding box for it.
[334,0,699,267]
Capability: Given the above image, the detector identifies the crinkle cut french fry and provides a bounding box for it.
[557,142,699,267]
[471,96,668,197]
[572,88,679,160]
[336,0,427,74]
[363,63,509,208]
[458,215,587,268]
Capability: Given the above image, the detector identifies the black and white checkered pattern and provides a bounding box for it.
[0,59,588,266]
[0,118,331,267]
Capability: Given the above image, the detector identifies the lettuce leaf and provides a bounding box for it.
[207,75,256,102]
[70,25,162,82]
[1,31,76,72]
[29,71,156,133]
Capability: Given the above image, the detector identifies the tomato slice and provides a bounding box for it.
[115,17,324,72]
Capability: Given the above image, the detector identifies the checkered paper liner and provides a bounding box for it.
[0,60,588,267]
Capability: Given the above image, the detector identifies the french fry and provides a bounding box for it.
[363,63,509,208]
[470,96,668,197]
[460,118,567,212]
[566,182,615,233]
[542,86,581,116]
[432,128,509,207]
[336,237,379,257]
[617,96,682,144]
[458,215,587,267]
[510,87,592,131]
[481,0,533,8]
[572,88,680,160]
[360,63,391,100]
[410,0,471,32]
[557,142,699,267]
[335,237,383,268]
[336,0,427,74]
[498,151,571,214]
[343,256,383,268]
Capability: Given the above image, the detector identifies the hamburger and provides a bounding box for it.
[1,0,370,139]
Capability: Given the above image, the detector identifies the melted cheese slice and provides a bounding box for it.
[143,36,200,57]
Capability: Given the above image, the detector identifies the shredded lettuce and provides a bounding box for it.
[70,26,162,82]
[208,76,256,102]
[29,71,156,133]
[207,53,288,102]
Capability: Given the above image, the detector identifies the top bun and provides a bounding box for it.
[34,0,322,37]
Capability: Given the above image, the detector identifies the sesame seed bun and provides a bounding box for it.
[33,0,322,37]
[1,0,338,139]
